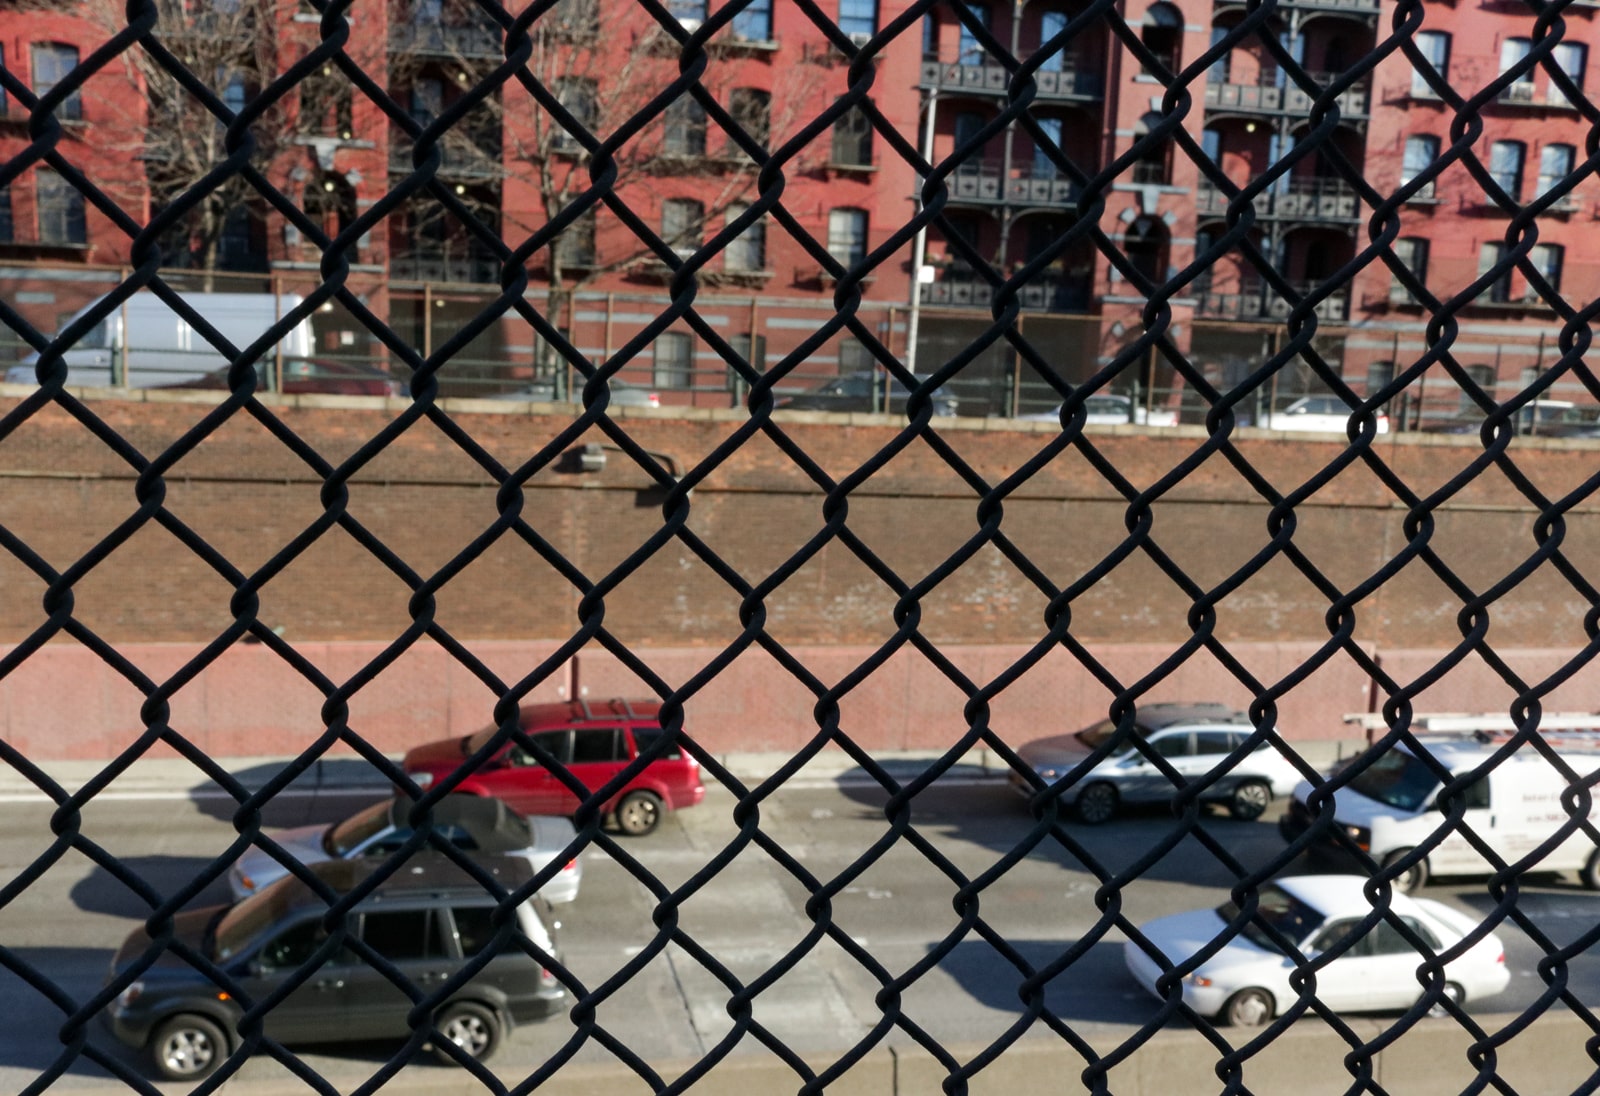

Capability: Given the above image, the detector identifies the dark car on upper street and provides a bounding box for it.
[104,855,564,1081]
[772,371,959,417]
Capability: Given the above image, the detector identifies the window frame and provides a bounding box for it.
[31,42,82,122]
[826,207,869,268]
[723,202,765,272]
[1412,31,1450,96]
[1401,134,1440,200]
[661,197,704,259]
[652,330,694,389]
[35,167,86,246]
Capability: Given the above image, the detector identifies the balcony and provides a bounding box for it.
[389,253,502,284]
[1194,278,1349,322]
[1204,71,1370,121]
[389,136,503,180]
[918,269,1092,311]
[920,59,1103,102]
[388,21,503,58]
[1197,177,1361,224]
[940,163,1082,209]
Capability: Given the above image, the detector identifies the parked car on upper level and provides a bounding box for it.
[489,379,660,408]
[1015,392,1179,427]
[1125,875,1510,1025]
[1008,703,1304,823]
[227,792,582,904]
[1261,395,1390,435]
[403,698,705,836]
[104,855,565,1080]
[772,371,959,417]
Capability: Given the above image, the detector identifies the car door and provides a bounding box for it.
[338,907,457,1040]
[1112,732,1191,803]
[236,915,359,1043]
[483,729,572,815]
[1429,771,1496,873]
[1304,917,1419,1011]
[568,727,627,814]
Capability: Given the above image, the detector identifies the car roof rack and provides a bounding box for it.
[1343,711,1600,748]
[573,696,654,723]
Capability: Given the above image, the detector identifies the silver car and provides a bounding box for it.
[1008,703,1304,823]
[228,793,582,904]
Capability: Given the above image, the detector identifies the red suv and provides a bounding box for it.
[403,699,705,836]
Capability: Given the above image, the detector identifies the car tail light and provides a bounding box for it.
[563,859,577,873]
[647,392,661,408]
[1497,950,1506,964]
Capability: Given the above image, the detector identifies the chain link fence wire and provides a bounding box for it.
[3,0,1600,1091]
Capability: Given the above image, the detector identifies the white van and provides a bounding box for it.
[1279,717,1600,892]
[5,291,314,390]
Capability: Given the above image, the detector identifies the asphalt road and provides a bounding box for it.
[2,778,1598,1093]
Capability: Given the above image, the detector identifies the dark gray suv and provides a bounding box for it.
[103,855,565,1080]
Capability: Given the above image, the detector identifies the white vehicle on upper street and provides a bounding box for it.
[1016,392,1179,427]
[1261,395,1390,434]
[1125,875,1510,1025]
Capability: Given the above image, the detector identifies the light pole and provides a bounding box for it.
[905,86,939,377]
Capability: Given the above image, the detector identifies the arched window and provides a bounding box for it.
[305,174,356,242]
[1141,3,1182,75]
[1124,215,1167,284]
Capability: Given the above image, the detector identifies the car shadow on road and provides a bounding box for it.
[69,855,234,918]
[928,937,1173,1028]
[188,758,402,827]
[0,945,136,1081]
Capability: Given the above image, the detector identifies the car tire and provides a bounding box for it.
[615,791,663,836]
[1426,981,1466,1018]
[1074,783,1118,825]
[432,1001,501,1065]
[150,1013,229,1081]
[1221,987,1275,1027]
[1382,848,1428,893]
[1228,780,1272,821]
[1582,848,1600,891]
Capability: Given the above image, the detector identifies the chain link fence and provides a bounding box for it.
[3,0,1600,1091]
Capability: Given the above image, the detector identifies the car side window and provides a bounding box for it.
[1460,776,1491,810]
[359,909,442,961]
[1193,732,1232,756]
[451,904,504,958]
[1308,918,1369,956]
[572,728,624,763]
[1152,732,1192,759]
[1368,919,1419,956]
[631,727,682,760]
[258,918,334,970]
[511,730,572,767]
[362,835,408,857]
[1401,916,1441,950]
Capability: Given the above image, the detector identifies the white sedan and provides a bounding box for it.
[1262,395,1389,434]
[1125,875,1509,1025]
[1017,393,1179,427]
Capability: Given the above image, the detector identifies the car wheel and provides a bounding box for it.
[1074,783,1118,825]
[1221,987,1275,1027]
[432,1001,501,1065]
[151,1014,229,1081]
[615,791,663,836]
[1382,848,1428,893]
[1228,780,1272,821]
[1426,981,1466,1018]
[1582,848,1600,891]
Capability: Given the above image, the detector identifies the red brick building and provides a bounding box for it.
[1,0,1594,424]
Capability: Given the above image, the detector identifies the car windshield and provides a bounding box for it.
[1216,884,1324,953]
[1344,749,1440,811]
[213,885,295,961]
[1075,718,1147,750]
[324,800,392,857]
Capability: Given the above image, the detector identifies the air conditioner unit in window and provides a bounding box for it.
[1504,81,1535,102]
[848,31,872,47]
[677,16,702,30]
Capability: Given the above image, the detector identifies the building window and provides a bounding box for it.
[838,335,874,374]
[300,63,353,138]
[1401,135,1439,199]
[1412,31,1449,96]
[1529,243,1563,295]
[410,77,443,127]
[668,0,708,26]
[1462,363,1495,412]
[1038,10,1068,72]
[1489,140,1525,201]
[1553,42,1587,106]
[662,198,704,259]
[217,205,262,271]
[1500,36,1533,97]
[663,95,707,156]
[724,203,765,271]
[1539,143,1575,199]
[1366,360,1394,401]
[1031,116,1063,179]
[732,0,772,40]
[653,331,693,389]
[554,208,596,267]
[552,0,600,37]
[0,185,12,243]
[1478,241,1513,303]
[729,88,770,150]
[1124,215,1166,282]
[1132,112,1169,184]
[827,208,868,268]
[957,3,988,64]
[554,77,597,150]
[831,100,873,166]
[36,168,85,245]
[838,0,876,38]
[1141,3,1182,75]
[1391,237,1427,301]
[31,43,82,121]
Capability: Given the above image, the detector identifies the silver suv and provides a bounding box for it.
[103,855,564,1080]
[1009,703,1304,824]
